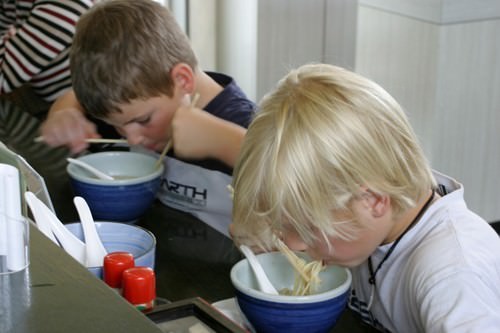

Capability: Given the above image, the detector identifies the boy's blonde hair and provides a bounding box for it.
[231,64,435,248]
[70,0,197,117]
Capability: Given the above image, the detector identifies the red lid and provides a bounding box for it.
[122,267,156,304]
[103,252,135,288]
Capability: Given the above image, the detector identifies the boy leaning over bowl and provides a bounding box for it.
[229,63,500,332]
[39,0,256,236]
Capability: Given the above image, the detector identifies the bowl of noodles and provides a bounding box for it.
[230,249,351,333]
[67,151,163,223]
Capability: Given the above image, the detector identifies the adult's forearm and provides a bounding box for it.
[48,89,84,116]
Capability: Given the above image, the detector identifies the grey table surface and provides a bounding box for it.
[0,223,162,333]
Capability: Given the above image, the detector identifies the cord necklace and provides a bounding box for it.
[366,189,435,309]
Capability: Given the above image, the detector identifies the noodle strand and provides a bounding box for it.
[276,238,324,295]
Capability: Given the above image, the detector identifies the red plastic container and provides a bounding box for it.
[103,251,135,292]
[122,266,156,311]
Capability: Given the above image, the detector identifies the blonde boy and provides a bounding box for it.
[231,63,500,332]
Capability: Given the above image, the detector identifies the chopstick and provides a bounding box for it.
[154,93,200,169]
[154,139,172,169]
[34,136,128,144]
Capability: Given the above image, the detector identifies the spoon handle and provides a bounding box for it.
[67,158,114,180]
[74,196,108,268]
[28,193,86,264]
[24,192,58,244]
[240,245,279,295]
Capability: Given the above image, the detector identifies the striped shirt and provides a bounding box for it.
[0,0,94,102]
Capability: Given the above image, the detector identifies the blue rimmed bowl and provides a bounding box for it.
[65,221,156,279]
[66,151,163,223]
[230,251,351,333]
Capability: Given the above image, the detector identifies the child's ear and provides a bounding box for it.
[171,63,194,92]
[359,187,390,218]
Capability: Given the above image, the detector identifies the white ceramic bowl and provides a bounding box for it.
[65,221,156,279]
[66,151,164,222]
[231,251,352,333]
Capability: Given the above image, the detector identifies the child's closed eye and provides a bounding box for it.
[135,115,151,125]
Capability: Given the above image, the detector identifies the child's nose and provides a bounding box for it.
[115,127,127,138]
[120,128,143,145]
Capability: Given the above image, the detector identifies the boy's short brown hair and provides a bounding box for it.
[70,0,198,118]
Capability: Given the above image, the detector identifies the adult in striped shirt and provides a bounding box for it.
[0,0,95,102]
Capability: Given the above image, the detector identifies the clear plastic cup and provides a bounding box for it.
[0,214,29,274]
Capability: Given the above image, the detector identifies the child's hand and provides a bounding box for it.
[170,97,218,159]
[170,94,246,167]
[39,108,99,154]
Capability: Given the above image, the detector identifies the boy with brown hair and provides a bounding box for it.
[40,0,256,235]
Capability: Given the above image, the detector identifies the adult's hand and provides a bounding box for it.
[39,89,99,154]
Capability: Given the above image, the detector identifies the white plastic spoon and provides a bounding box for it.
[73,196,108,268]
[24,192,58,244]
[30,194,86,264]
[239,245,279,295]
[66,158,114,181]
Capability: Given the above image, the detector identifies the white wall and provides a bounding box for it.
[188,0,257,101]
[256,0,357,100]
[356,0,500,222]
[188,0,357,102]
[217,0,258,100]
[188,0,217,72]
